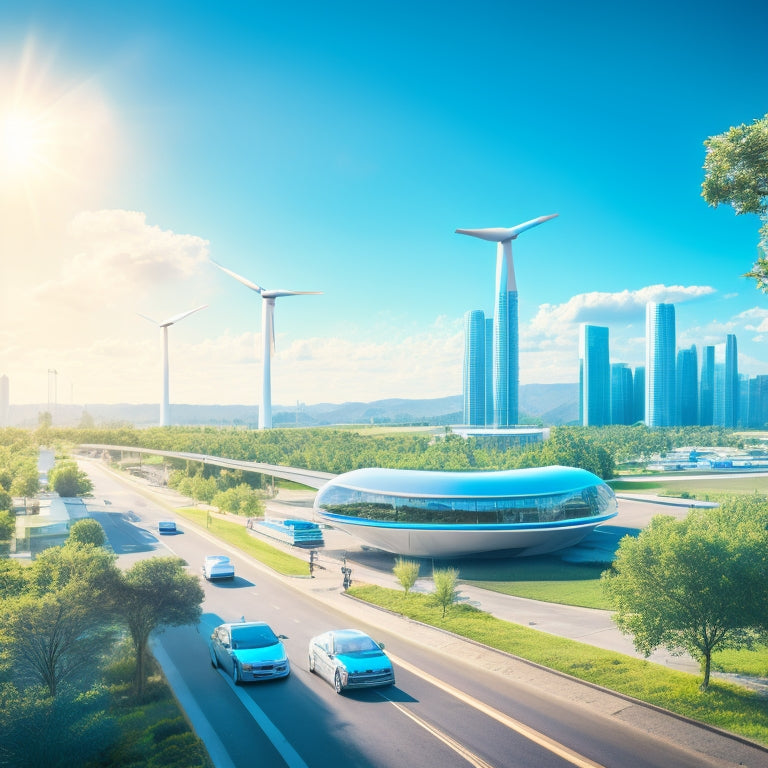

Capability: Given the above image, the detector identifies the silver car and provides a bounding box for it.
[209,621,290,684]
[308,628,395,694]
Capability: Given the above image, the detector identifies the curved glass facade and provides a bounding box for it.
[315,466,617,529]
[318,483,615,527]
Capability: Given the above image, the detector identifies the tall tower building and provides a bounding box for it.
[632,366,645,423]
[699,345,715,426]
[747,375,768,428]
[579,324,610,426]
[611,363,633,425]
[675,345,698,426]
[456,214,558,427]
[484,317,494,426]
[463,310,487,426]
[725,333,739,427]
[645,302,676,427]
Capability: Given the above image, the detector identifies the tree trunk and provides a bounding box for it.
[700,651,711,691]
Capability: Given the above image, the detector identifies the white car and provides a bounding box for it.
[202,555,235,580]
[308,629,395,693]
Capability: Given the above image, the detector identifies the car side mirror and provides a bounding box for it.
[378,642,386,650]
[278,634,288,639]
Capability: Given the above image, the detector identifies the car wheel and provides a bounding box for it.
[308,653,315,673]
[334,670,343,694]
[232,661,240,685]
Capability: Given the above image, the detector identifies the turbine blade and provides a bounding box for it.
[211,260,265,293]
[455,213,558,243]
[161,304,208,327]
[263,290,323,298]
[137,312,158,326]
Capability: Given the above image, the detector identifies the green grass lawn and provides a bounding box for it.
[175,507,310,577]
[456,556,612,609]
[610,474,768,497]
[348,584,768,745]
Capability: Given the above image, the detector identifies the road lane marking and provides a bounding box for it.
[217,668,309,768]
[380,692,495,768]
[152,641,236,768]
[388,653,606,768]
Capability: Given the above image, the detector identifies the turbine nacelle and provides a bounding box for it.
[455,213,558,243]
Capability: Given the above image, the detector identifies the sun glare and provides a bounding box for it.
[2,111,47,178]
[0,37,117,230]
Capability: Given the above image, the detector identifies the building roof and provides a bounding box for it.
[320,465,606,499]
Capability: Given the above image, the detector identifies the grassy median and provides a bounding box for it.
[347,583,768,745]
[175,507,310,577]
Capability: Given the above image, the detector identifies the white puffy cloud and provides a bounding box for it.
[32,210,210,307]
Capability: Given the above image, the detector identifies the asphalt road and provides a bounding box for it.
[80,459,767,768]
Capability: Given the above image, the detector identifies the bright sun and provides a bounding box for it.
[1,111,48,179]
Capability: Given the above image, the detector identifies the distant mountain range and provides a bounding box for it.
[5,383,579,428]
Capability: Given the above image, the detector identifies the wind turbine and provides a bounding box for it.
[455,214,558,426]
[211,261,321,429]
[139,305,207,427]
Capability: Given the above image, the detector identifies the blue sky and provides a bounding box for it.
[1,0,767,408]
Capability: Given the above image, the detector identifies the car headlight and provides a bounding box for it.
[241,663,254,671]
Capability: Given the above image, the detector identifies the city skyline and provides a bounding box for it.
[2,2,768,408]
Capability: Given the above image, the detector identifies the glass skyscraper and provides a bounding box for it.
[725,333,739,427]
[645,302,676,427]
[484,317,494,426]
[611,363,633,425]
[579,324,610,426]
[699,345,715,426]
[632,366,645,423]
[463,310,487,426]
[493,260,518,426]
[675,345,698,426]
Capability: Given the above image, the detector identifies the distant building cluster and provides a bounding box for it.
[462,291,768,430]
[579,301,764,429]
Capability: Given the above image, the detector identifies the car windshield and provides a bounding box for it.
[334,635,379,654]
[231,625,279,650]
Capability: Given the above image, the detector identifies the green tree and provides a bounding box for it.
[66,518,106,548]
[702,113,768,291]
[117,557,204,697]
[393,558,420,596]
[432,567,460,618]
[0,683,117,768]
[602,504,768,690]
[0,509,14,540]
[48,461,93,497]
[1,545,121,696]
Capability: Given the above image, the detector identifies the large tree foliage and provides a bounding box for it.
[48,460,93,497]
[602,500,768,690]
[0,683,117,768]
[117,557,203,697]
[1,544,120,696]
[67,518,107,548]
[702,113,768,291]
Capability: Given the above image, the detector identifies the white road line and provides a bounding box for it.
[152,641,236,768]
[388,653,606,768]
[218,668,309,768]
[380,693,495,768]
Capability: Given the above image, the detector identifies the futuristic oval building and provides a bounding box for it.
[314,466,618,557]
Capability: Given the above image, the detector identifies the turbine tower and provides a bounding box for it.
[212,261,321,430]
[139,305,207,427]
[456,214,558,427]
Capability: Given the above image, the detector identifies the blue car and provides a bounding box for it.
[308,628,395,693]
[210,621,290,684]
